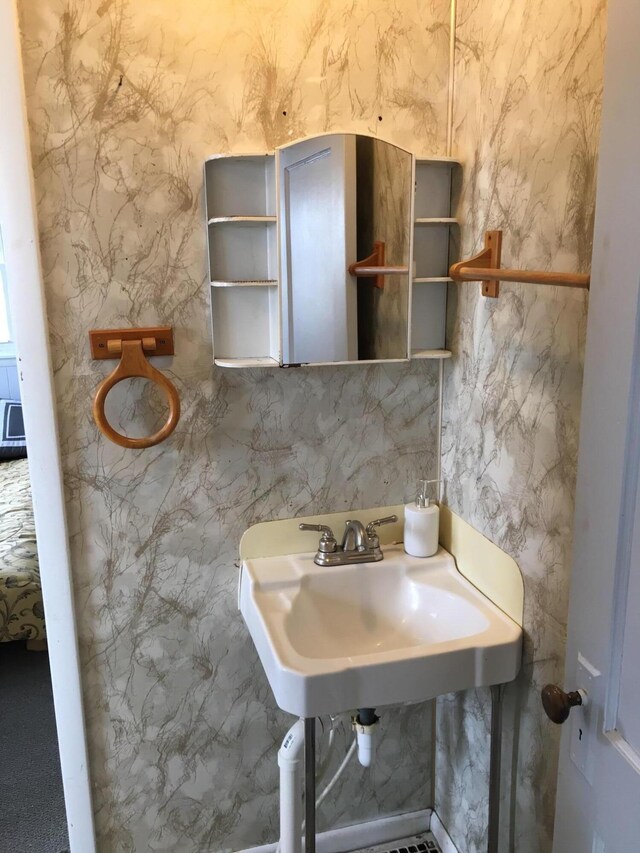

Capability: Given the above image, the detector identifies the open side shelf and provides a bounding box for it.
[210,285,279,363]
[208,215,277,225]
[414,217,458,225]
[208,221,277,281]
[205,155,280,364]
[211,280,277,288]
[205,155,276,218]
[214,357,280,368]
[411,349,452,360]
[410,159,461,356]
[212,352,450,369]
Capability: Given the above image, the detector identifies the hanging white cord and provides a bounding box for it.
[314,738,357,811]
[301,737,358,834]
[315,717,338,785]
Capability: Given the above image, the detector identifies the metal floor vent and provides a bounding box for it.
[352,831,442,853]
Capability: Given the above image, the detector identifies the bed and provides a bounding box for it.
[0,457,45,642]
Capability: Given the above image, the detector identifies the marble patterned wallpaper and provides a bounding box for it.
[17,1,451,852]
[439,1,607,851]
[16,0,608,849]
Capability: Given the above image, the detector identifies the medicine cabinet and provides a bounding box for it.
[204,135,460,368]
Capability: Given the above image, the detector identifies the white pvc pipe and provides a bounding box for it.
[353,717,378,768]
[356,727,375,768]
[278,720,306,853]
[278,719,360,853]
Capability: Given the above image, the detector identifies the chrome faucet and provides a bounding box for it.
[299,515,398,566]
[341,519,368,553]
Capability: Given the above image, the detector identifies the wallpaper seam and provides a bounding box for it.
[446,0,457,157]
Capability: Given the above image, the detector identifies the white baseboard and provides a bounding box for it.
[237,809,432,853]
[429,810,458,853]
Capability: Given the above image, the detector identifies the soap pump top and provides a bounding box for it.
[415,478,437,509]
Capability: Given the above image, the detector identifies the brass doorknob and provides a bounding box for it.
[541,684,585,724]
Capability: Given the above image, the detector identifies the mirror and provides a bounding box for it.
[278,134,412,364]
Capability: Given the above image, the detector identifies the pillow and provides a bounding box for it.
[0,399,27,460]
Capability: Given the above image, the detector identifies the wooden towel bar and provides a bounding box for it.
[449,230,590,297]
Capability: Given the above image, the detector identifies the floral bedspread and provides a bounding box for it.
[0,458,44,641]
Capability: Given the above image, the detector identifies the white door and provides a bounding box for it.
[278,134,357,364]
[552,0,640,849]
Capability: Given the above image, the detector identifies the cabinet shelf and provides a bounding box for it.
[414,218,457,225]
[414,156,461,164]
[211,280,277,288]
[208,216,277,226]
[214,357,280,368]
[411,349,452,360]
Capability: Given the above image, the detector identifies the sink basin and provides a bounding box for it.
[239,545,522,716]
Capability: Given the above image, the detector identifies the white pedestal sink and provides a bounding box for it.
[240,544,522,716]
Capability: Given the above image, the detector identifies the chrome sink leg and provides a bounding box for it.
[488,684,505,853]
[304,718,316,853]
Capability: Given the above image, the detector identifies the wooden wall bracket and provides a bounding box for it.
[450,230,503,298]
[348,241,409,290]
[89,326,180,450]
[89,326,175,359]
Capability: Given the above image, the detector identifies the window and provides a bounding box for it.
[0,226,15,357]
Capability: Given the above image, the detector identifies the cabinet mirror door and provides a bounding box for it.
[278,134,412,365]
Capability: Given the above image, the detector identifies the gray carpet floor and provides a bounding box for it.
[0,641,69,853]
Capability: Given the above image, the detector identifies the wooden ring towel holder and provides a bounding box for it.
[90,327,180,449]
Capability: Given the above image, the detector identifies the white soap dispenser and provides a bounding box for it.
[404,479,439,558]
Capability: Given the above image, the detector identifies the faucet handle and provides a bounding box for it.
[365,515,398,535]
[299,523,334,535]
[299,523,337,554]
